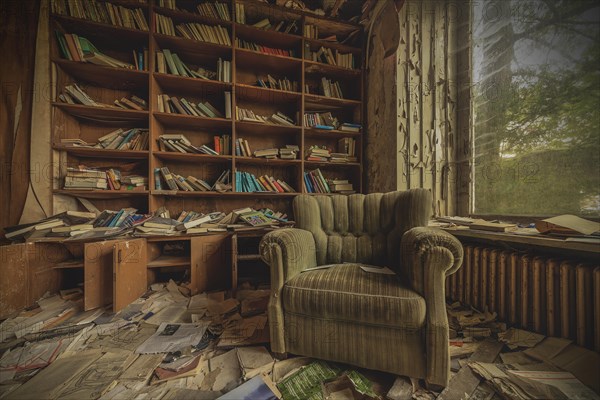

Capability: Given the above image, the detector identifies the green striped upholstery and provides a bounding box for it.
[260,189,463,387]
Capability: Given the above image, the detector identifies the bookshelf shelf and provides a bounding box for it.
[51,1,364,217]
[52,103,149,121]
[52,14,149,41]
[235,83,301,102]
[235,157,301,167]
[154,112,232,129]
[154,151,232,163]
[154,33,232,58]
[304,60,361,78]
[53,146,149,159]
[235,48,301,69]
[154,73,232,93]
[54,189,149,198]
[53,59,150,88]
[147,255,190,268]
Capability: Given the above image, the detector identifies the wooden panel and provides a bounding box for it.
[480,248,488,311]
[559,261,576,340]
[594,267,600,352]
[0,244,30,318]
[520,255,530,329]
[488,249,498,313]
[472,247,480,307]
[575,264,593,347]
[498,251,508,320]
[113,238,148,312]
[463,246,472,304]
[508,253,518,325]
[190,234,231,294]
[28,243,68,302]
[231,234,239,292]
[84,240,119,311]
[532,257,545,333]
[546,259,561,337]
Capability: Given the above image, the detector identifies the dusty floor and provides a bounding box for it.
[0,283,597,399]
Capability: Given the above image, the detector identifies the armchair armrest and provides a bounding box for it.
[259,228,317,354]
[400,227,463,386]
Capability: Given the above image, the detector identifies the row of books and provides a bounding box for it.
[195,2,231,21]
[64,166,147,191]
[235,171,295,193]
[156,50,231,82]
[320,77,344,99]
[303,113,362,133]
[55,32,138,70]
[51,0,149,31]
[235,107,295,126]
[256,75,298,92]
[157,94,230,119]
[250,18,299,34]
[58,84,148,112]
[157,134,230,155]
[304,169,354,194]
[235,39,296,58]
[302,24,338,42]
[307,46,356,69]
[156,168,231,192]
[60,128,149,151]
[252,146,299,159]
[305,145,353,163]
[155,14,232,46]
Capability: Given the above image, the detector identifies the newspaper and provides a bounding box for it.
[136,322,209,354]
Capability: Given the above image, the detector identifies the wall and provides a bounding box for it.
[366,0,469,217]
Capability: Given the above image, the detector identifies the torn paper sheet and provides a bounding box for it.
[498,328,545,349]
[136,322,209,354]
[119,354,165,382]
[237,346,275,380]
[360,266,396,275]
[203,349,242,393]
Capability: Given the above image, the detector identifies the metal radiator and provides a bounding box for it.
[446,245,600,351]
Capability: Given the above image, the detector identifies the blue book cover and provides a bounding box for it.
[154,168,162,190]
[314,124,334,130]
[108,210,124,227]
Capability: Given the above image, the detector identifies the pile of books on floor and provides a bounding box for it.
[156,50,231,82]
[55,32,137,69]
[64,166,147,191]
[235,39,296,57]
[303,111,340,129]
[235,171,295,193]
[155,168,231,192]
[235,108,296,126]
[320,77,344,99]
[307,46,356,69]
[256,75,298,92]
[51,0,149,30]
[58,128,149,150]
[157,134,230,155]
[158,94,230,119]
[249,18,299,34]
[306,145,331,162]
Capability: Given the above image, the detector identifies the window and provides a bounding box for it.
[472,0,599,217]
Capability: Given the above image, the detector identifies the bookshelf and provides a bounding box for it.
[50,0,364,217]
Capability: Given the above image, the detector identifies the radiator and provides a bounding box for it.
[446,245,600,352]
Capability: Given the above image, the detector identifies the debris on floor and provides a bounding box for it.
[0,288,598,399]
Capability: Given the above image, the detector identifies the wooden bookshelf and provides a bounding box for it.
[50,0,364,216]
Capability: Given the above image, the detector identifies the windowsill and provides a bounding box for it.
[442,227,600,257]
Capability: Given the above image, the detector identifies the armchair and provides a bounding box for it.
[259,189,463,386]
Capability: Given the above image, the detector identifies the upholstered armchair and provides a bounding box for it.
[259,189,463,386]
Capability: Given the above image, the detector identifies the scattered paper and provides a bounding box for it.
[136,322,209,354]
[237,346,275,380]
[218,373,281,400]
[360,266,396,275]
[498,328,545,349]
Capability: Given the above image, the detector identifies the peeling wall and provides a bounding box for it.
[366,0,468,216]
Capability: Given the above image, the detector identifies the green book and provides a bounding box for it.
[163,49,179,75]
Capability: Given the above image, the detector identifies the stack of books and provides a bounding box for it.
[158,95,227,118]
[250,18,298,34]
[328,179,355,194]
[155,168,231,192]
[58,85,148,111]
[329,153,349,163]
[306,146,331,162]
[235,108,296,126]
[253,148,279,159]
[304,111,339,129]
[279,145,299,159]
[63,166,147,191]
[156,14,231,46]
[235,171,295,193]
[256,75,298,92]
[339,122,362,132]
[114,95,148,111]
[307,47,355,69]
[51,0,149,31]
[55,32,136,69]
[235,39,296,57]
[320,77,344,99]
[92,208,151,229]
[196,2,231,20]
[3,210,96,241]
[58,128,149,151]
[304,169,330,193]
[156,50,231,82]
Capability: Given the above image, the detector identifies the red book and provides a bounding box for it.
[270,178,285,193]
[213,136,221,154]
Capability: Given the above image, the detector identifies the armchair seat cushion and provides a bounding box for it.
[283,264,426,330]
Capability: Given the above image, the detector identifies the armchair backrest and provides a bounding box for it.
[293,189,432,269]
